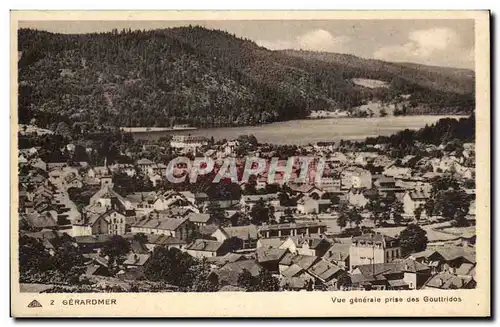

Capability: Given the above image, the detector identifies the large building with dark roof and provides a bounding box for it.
[349,233,401,271]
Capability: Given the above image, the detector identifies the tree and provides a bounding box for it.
[145,246,199,287]
[102,235,131,264]
[398,224,428,256]
[379,108,388,117]
[414,206,423,221]
[189,262,220,292]
[133,233,148,245]
[221,237,244,253]
[55,122,72,138]
[51,238,84,273]
[391,201,404,225]
[348,207,362,227]
[336,273,352,290]
[249,199,270,225]
[428,188,471,226]
[337,213,348,230]
[237,269,254,289]
[246,270,280,292]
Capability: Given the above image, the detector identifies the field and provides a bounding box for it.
[351,78,389,89]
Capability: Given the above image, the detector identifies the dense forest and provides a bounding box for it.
[18,26,475,129]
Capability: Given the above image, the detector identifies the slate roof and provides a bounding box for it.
[258,221,326,232]
[288,235,330,249]
[146,235,186,246]
[186,213,211,224]
[186,239,224,252]
[408,189,430,200]
[133,217,188,231]
[281,264,305,278]
[255,248,288,263]
[323,243,350,262]
[258,238,284,249]
[136,158,155,165]
[24,211,57,229]
[307,260,342,282]
[424,272,474,289]
[74,235,113,244]
[219,259,262,276]
[353,259,430,280]
[123,253,151,266]
[219,225,259,240]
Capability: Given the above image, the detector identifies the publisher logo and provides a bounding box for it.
[27,299,42,308]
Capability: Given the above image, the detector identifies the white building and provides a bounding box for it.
[170,135,208,152]
[341,167,372,190]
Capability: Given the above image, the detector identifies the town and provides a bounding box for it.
[18,116,476,293]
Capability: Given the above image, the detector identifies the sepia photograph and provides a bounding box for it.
[10,10,490,317]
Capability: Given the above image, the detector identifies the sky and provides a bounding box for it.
[19,19,475,69]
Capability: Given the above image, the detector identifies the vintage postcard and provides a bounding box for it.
[10,10,490,317]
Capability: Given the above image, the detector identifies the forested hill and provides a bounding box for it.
[18,26,475,130]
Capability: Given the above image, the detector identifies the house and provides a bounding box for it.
[18,154,28,165]
[373,176,404,197]
[314,141,336,152]
[145,234,187,251]
[64,174,83,189]
[350,258,431,290]
[185,239,226,258]
[326,152,348,167]
[383,165,412,179]
[216,259,262,286]
[87,166,110,179]
[255,248,289,273]
[422,271,476,290]
[149,174,163,187]
[256,237,284,250]
[136,158,155,174]
[186,212,215,227]
[110,163,136,177]
[341,167,372,190]
[280,264,316,291]
[372,155,393,168]
[222,140,239,156]
[125,191,157,214]
[408,247,476,276]
[88,184,132,212]
[170,135,208,152]
[258,222,327,238]
[74,235,113,253]
[288,185,324,198]
[72,207,127,236]
[279,235,331,257]
[296,196,331,214]
[147,163,168,177]
[322,242,350,269]
[211,225,259,249]
[349,233,401,271]
[354,152,379,166]
[346,189,370,208]
[22,211,58,230]
[131,217,196,241]
[402,189,430,217]
[181,191,210,206]
[240,194,279,212]
[29,158,47,171]
[205,253,248,267]
[307,259,348,290]
[123,253,151,270]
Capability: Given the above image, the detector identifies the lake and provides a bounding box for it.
[131,115,466,145]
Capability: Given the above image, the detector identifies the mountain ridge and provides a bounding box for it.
[17,26,475,130]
